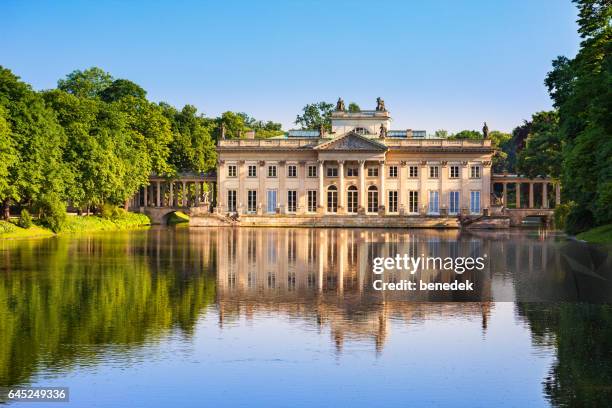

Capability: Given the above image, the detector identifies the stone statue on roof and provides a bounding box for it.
[379,123,387,139]
[335,97,345,111]
[482,122,489,138]
[376,97,386,112]
[220,122,226,140]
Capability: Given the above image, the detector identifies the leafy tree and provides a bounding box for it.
[434,129,449,138]
[216,111,248,139]
[0,66,71,220]
[238,113,284,138]
[544,0,611,230]
[451,130,482,140]
[295,101,334,131]
[0,106,18,219]
[489,130,512,173]
[348,102,360,112]
[57,67,113,98]
[516,111,561,178]
[100,79,146,102]
[163,104,217,173]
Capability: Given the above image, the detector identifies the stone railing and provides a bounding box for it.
[219,138,492,149]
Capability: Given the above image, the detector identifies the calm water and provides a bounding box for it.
[0,227,611,407]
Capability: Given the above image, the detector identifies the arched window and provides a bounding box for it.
[353,127,367,135]
[347,185,358,213]
[367,185,378,213]
[327,185,338,213]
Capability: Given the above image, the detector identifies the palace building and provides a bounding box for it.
[215,98,494,223]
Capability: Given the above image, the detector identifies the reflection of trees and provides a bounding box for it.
[0,230,216,387]
[517,303,612,407]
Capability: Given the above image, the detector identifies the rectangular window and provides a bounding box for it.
[389,166,398,178]
[409,191,419,213]
[307,190,317,212]
[470,191,481,214]
[429,166,439,178]
[449,191,460,214]
[308,165,317,178]
[248,165,257,177]
[287,165,297,178]
[227,190,237,212]
[347,167,358,177]
[268,165,277,178]
[388,190,398,213]
[227,165,237,178]
[266,190,277,213]
[470,165,481,178]
[367,167,379,177]
[409,166,419,178]
[450,166,459,178]
[428,191,440,214]
[247,190,257,213]
[287,190,297,212]
[326,167,338,177]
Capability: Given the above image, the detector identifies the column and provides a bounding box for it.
[338,160,345,213]
[358,160,366,212]
[258,161,265,215]
[156,181,161,207]
[440,162,446,215]
[298,161,306,214]
[555,183,561,206]
[502,183,507,206]
[318,160,324,211]
[542,182,548,209]
[217,160,225,213]
[420,161,428,215]
[169,181,174,207]
[529,183,534,209]
[238,161,245,213]
[195,181,200,206]
[482,162,491,212]
[379,160,386,214]
[460,161,469,215]
[182,181,187,207]
[143,184,148,208]
[278,161,286,214]
[399,161,407,215]
[516,182,521,209]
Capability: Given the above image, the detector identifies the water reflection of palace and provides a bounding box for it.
[215,228,494,351]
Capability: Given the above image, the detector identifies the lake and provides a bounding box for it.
[1,227,611,407]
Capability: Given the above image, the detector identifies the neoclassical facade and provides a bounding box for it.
[216,102,493,219]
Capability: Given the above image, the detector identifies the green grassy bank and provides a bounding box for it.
[576,224,612,244]
[0,212,151,240]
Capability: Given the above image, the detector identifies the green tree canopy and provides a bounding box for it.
[57,67,113,98]
[295,101,334,131]
[100,79,147,102]
[348,102,360,112]
[516,111,561,178]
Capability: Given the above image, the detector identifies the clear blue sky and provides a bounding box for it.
[1,0,579,133]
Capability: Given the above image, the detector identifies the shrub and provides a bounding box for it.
[17,209,33,229]
[38,194,67,233]
[554,201,576,231]
[100,203,115,219]
[565,206,595,235]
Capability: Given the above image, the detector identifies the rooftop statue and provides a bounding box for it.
[335,97,345,111]
[482,122,489,139]
[220,122,226,140]
[379,123,387,139]
[376,97,386,112]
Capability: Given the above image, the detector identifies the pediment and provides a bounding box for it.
[314,132,387,151]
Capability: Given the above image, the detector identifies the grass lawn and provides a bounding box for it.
[0,213,151,240]
[576,224,612,244]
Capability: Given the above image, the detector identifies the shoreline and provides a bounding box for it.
[0,213,151,240]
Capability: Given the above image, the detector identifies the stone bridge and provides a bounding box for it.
[491,173,560,226]
[128,172,217,224]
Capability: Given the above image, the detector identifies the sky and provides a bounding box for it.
[1,0,580,133]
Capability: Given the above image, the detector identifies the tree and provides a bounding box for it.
[57,67,113,98]
[348,102,360,112]
[434,129,449,138]
[544,0,611,231]
[488,130,512,173]
[100,79,146,102]
[516,111,561,178]
[0,106,18,219]
[451,130,482,140]
[295,101,334,131]
[0,66,70,220]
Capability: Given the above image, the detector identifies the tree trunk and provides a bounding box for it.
[124,200,129,211]
[2,198,9,220]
